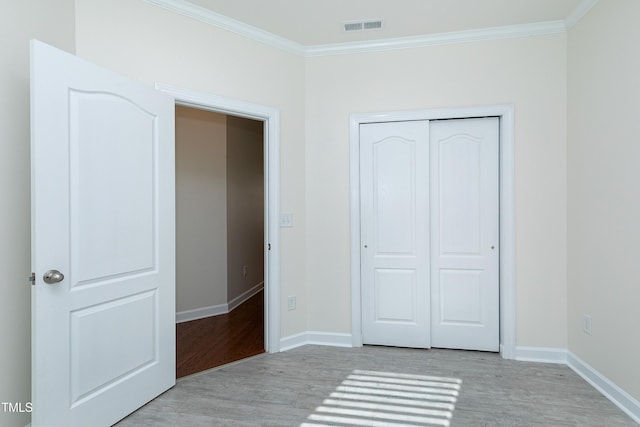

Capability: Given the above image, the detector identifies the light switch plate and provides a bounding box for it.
[280,212,293,228]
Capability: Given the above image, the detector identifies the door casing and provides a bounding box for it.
[349,105,515,359]
[156,83,281,353]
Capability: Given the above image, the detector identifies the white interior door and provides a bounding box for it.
[30,40,176,427]
[430,117,499,351]
[360,121,430,348]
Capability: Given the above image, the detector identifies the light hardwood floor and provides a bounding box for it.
[116,345,637,426]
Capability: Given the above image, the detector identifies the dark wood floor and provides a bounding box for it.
[176,290,264,378]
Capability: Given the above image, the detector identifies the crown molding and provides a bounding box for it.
[305,21,566,57]
[144,0,585,58]
[565,0,600,30]
[143,0,305,56]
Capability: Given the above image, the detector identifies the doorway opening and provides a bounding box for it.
[175,106,265,378]
[157,83,282,366]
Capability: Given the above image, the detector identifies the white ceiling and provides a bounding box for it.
[185,0,585,46]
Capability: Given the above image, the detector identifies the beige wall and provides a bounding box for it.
[568,0,640,402]
[175,106,228,311]
[227,116,264,301]
[75,0,307,337]
[0,1,75,426]
[305,35,568,346]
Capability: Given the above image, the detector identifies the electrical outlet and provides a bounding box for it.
[583,314,592,335]
[287,295,296,311]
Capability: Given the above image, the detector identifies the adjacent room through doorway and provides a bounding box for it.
[174,105,265,378]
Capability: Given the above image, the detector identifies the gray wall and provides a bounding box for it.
[226,116,265,302]
[175,107,264,313]
[175,106,228,311]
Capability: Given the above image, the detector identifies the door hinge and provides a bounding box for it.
[28,272,36,286]
[268,243,271,251]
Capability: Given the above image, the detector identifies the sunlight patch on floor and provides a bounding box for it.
[300,369,461,427]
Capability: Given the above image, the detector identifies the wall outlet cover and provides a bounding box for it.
[583,314,592,335]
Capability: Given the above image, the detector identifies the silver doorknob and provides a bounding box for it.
[43,270,64,284]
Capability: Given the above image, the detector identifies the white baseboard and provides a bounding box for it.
[176,282,264,323]
[514,346,568,364]
[280,331,353,352]
[279,332,308,351]
[567,351,640,424]
[176,302,228,323]
[228,282,264,312]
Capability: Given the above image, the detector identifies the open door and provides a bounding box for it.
[30,40,175,426]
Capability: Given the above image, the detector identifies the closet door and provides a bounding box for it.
[360,121,430,348]
[430,117,499,351]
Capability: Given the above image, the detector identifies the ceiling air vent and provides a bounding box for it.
[363,20,383,30]
[344,22,363,32]
[344,19,383,32]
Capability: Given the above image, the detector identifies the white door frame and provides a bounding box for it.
[156,83,280,353]
[349,105,516,359]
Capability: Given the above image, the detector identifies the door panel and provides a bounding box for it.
[70,291,157,404]
[360,121,430,348]
[439,136,481,255]
[430,117,499,351]
[373,139,416,254]
[375,269,417,322]
[31,40,175,427]
[439,269,483,323]
[70,91,156,284]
